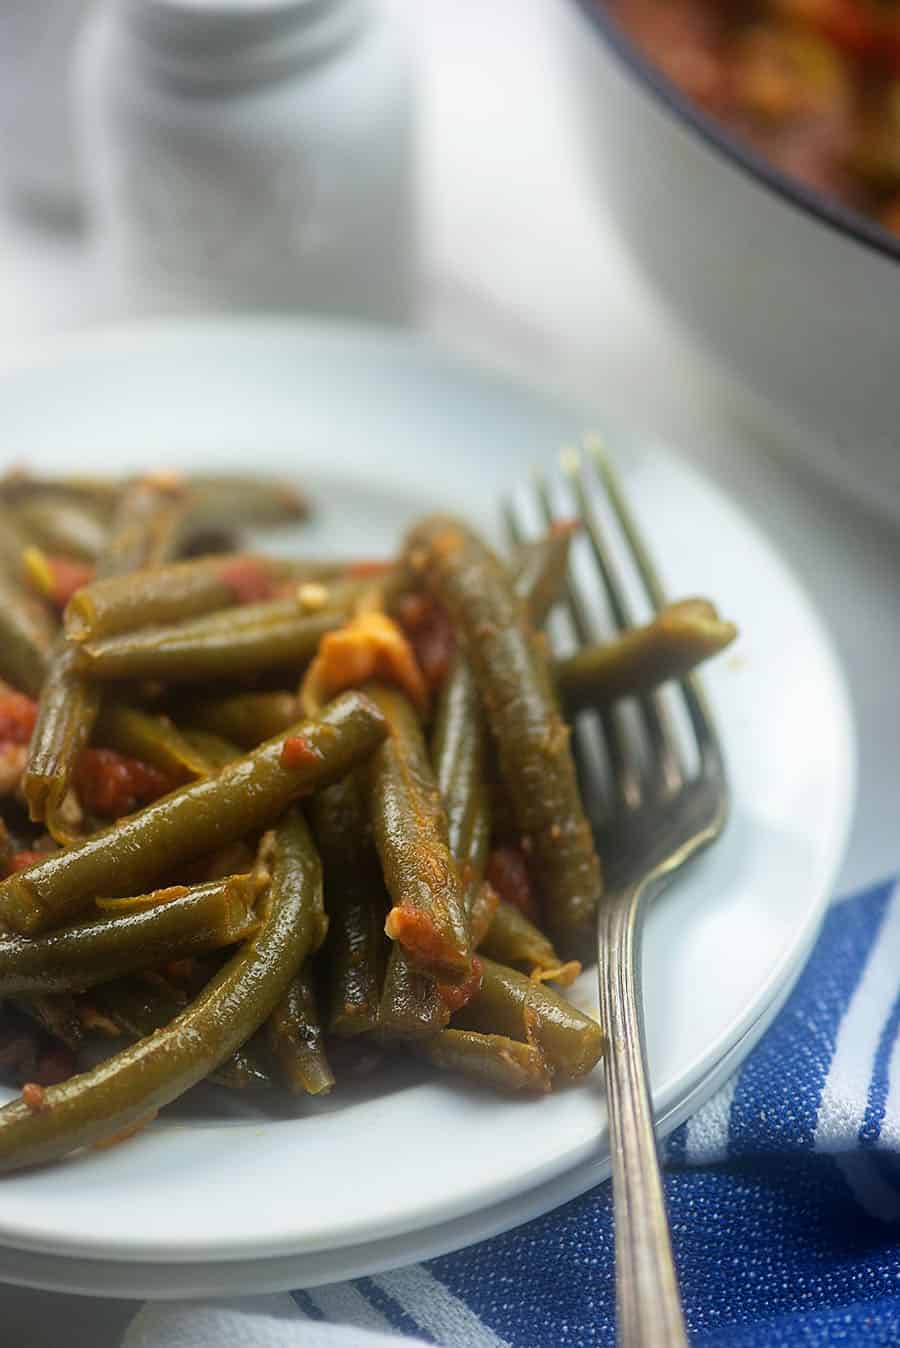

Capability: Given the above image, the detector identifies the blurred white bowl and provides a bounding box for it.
[558,0,900,523]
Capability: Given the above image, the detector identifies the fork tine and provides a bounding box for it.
[563,450,684,796]
[587,439,725,778]
[532,462,643,812]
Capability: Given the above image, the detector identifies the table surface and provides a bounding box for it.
[2,1,899,1342]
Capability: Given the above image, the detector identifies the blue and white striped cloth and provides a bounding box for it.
[126,876,900,1348]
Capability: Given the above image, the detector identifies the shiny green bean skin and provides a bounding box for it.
[268,967,334,1095]
[311,775,385,1037]
[96,978,273,1090]
[378,950,449,1040]
[0,808,322,1171]
[430,655,490,872]
[553,600,738,713]
[0,691,386,936]
[95,702,213,780]
[406,517,601,945]
[179,690,299,751]
[366,683,471,983]
[0,569,52,696]
[453,957,603,1082]
[77,609,342,683]
[418,1029,552,1093]
[65,554,307,642]
[0,875,257,997]
[16,497,107,562]
[479,899,569,978]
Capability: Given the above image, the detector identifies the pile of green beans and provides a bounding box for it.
[0,471,737,1172]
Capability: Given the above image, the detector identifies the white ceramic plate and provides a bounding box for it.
[0,320,854,1271]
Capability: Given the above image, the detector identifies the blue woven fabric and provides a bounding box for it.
[128,877,900,1348]
[313,877,900,1346]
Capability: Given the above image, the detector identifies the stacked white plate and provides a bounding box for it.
[0,322,854,1297]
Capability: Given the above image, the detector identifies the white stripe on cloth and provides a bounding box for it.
[815,879,900,1154]
[685,1078,738,1165]
[373,1265,511,1348]
[305,1282,394,1336]
[122,1295,420,1348]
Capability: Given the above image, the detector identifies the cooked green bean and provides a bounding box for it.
[554,600,738,713]
[417,1028,552,1093]
[0,568,52,696]
[0,875,258,997]
[378,951,450,1040]
[406,517,601,945]
[96,977,273,1089]
[178,729,243,769]
[468,881,500,948]
[12,993,83,1052]
[23,478,188,833]
[182,475,309,530]
[77,608,342,683]
[479,899,579,984]
[95,702,213,780]
[0,502,31,577]
[0,808,322,1171]
[454,957,602,1082]
[311,775,385,1037]
[366,683,471,983]
[268,967,334,1095]
[178,690,299,750]
[0,691,386,936]
[16,497,107,562]
[514,526,575,626]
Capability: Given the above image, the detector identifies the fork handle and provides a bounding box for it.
[598,883,689,1348]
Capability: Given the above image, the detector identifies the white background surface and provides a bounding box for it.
[1,0,898,1342]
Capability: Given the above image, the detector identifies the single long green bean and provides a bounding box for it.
[94,702,213,780]
[417,1028,552,1093]
[0,691,386,936]
[553,600,738,712]
[0,875,258,997]
[77,609,342,684]
[0,569,52,696]
[406,517,601,946]
[311,774,386,1037]
[366,683,471,983]
[267,967,334,1095]
[0,808,322,1171]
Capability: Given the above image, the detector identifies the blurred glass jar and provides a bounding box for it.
[75,0,417,322]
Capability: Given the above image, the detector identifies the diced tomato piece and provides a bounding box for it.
[486,847,541,924]
[74,748,174,819]
[437,956,484,1012]
[396,593,455,692]
[44,556,95,610]
[217,557,277,604]
[280,734,324,769]
[0,690,38,745]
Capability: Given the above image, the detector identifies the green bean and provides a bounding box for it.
[0,503,31,578]
[96,977,273,1090]
[178,690,299,750]
[64,554,313,642]
[23,478,188,833]
[479,899,579,984]
[417,1029,552,1093]
[12,993,83,1052]
[406,517,601,945]
[553,600,738,713]
[0,875,258,997]
[0,808,322,1171]
[0,472,121,514]
[77,608,342,684]
[0,569,52,696]
[513,526,575,626]
[468,881,500,948]
[0,691,386,936]
[378,951,450,1040]
[16,497,107,562]
[182,475,309,530]
[178,729,243,769]
[267,967,334,1095]
[311,775,385,1037]
[95,702,213,780]
[365,683,471,983]
[453,957,603,1082]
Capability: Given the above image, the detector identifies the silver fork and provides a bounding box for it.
[506,444,729,1348]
